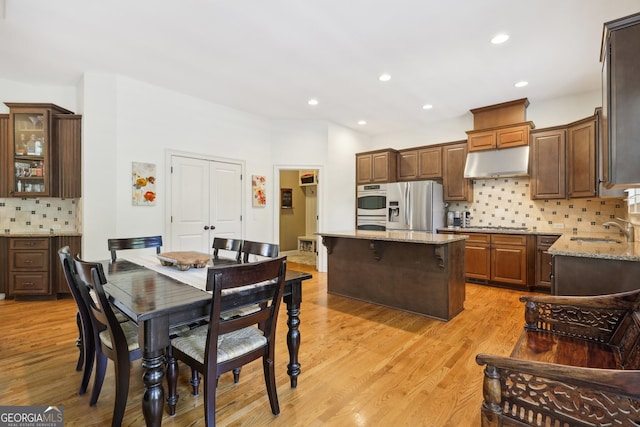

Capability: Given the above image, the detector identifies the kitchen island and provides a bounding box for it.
[318,230,467,321]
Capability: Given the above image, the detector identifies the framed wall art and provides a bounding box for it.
[252,175,266,207]
[132,162,157,206]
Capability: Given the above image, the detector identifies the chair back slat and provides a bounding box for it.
[240,240,279,263]
[108,235,163,262]
[212,237,242,262]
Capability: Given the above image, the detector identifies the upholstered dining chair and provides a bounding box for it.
[167,257,287,426]
[107,235,163,262]
[73,255,142,427]
[58,246,95,395]
[240,240,279,263]
[212,237,242,263]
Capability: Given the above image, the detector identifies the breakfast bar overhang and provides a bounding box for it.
[318,230,468,321]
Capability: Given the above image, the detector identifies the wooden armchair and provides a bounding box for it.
[476,289,640,427]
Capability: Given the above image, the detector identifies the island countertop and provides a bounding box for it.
[317,230,468,244]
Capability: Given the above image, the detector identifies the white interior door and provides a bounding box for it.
[171,156,243,253]
[210,162,242,239]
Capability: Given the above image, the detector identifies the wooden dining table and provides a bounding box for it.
[101,256,312,427]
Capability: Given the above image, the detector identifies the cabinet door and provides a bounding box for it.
[9,108,51,197]
[418,147,442,179]
[567,118,596,198]
[530,129,566,199]
[491,245,527,286]
[52,115,82,198]
[465,242,490,280]
[467,130,495,151]
[356,154,373,184]
[52,235,81,294]
[443,143,473,201]
[397,150,418,181]
[496,124,529,149]
[0,115,8,197]
[372,151,393,183]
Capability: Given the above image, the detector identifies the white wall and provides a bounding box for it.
[0,78,77,114]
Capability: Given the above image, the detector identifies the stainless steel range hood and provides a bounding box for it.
[463,146,530,179]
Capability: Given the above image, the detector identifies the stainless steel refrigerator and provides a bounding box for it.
[386,180,445,232]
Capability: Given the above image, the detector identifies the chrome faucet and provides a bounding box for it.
[603,218,635,242]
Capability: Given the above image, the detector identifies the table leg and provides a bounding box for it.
[142,350,165,426]
[284,279,302,388]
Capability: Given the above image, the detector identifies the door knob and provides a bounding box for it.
[204,225,216,230]
[204,226,210,230]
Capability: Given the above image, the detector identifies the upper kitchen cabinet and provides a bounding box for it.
[600,12,640,188]
[356,149,398,184]
[397,146,442,181]
[442,141,473,202]
[4,103,81,198]
[530,115,596,200]
[466,99,534,152]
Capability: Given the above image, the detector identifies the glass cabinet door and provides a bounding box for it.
[12,111,48,195]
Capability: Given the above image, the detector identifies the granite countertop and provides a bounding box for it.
[2,231,82,237]
[549,232,640,262]
[317,230,468,244]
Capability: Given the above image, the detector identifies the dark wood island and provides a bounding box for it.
[319,230,467,321]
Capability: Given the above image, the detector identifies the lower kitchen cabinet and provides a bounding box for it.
[534,235,560,291]
[464,233,491,280]
[2,235,80,298]
[9,237,50,296]
[490,234,527,286]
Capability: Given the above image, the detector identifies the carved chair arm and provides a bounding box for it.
[476,354,640,426]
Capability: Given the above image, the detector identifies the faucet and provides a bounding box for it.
[603,218,635,242]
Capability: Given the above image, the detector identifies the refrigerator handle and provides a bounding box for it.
[405,183,410,225]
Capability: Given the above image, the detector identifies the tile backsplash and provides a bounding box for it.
[0,198,81,233]
[447,178,627,233]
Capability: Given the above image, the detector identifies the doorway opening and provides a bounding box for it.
[277,168,319,268]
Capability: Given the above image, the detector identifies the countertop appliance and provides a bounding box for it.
[386,180,444,232]
[357,183,387,231]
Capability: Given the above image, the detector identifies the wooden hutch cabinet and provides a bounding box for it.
[3,103,80,198]
[356,149,398,184]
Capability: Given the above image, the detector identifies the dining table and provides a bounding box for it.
[101,253,312,427]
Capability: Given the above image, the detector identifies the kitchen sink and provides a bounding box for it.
[570,237,622,244]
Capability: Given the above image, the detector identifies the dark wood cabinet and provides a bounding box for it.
[0,114,8,197]
[398,146,442,181]
[530,116,596,200]
[567,116,596,198]
[51,235,81,294]
[600,13,640,188]
[464,233,491,280]
[490,234,527,287]
[535,235,559,290]
[530,128,566,199]
[356,149,397,184]
[9,237,50,296]
[4,103,80,198]
[442,142,473,201]
[467,123,531,152]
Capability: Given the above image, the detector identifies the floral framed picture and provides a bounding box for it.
[252,175,266,207]
[132,162,157,206]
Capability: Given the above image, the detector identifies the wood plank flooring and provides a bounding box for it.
[0,262,535,426]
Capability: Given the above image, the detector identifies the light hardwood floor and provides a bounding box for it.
[0,262,536,426]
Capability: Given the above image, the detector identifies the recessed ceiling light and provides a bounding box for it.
[514,81,528,88]
[422,104,433,110]
[358,120,367,125]
[378,73,391,82]
[491,34,509,44]
[308,98,318,106]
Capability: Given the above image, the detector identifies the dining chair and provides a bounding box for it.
[168,256,288,426]
[240,240,279,263]
[73,255,142,427]
[58,246,95,395]
[107,235,163,262]
[212,237,242,263]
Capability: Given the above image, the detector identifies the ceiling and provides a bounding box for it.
[1,1,638,136]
